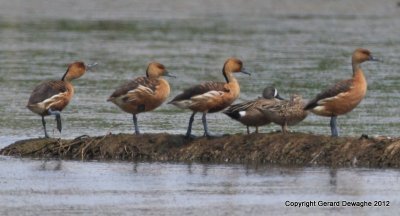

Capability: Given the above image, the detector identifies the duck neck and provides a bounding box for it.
[147,73,160,80]
[61,68,70,82]
[352,62,367,91]
[158,78,171,98]
[224,71,240,98]
[62,74,77,82]
[223,71,237,83]
[64,82,75,97]
[352,62,361,76]
[61,70,79,82]
[352,62,365,79]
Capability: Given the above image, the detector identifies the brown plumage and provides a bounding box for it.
[304,79,354,116]
[258,94,308,133]
[171,81,232,113]
[27,61,96,138]
[223,86,284,134]
[304,48,379,137]
[27,81,69,111]
[169,57,250,138]
[108,62,173,134]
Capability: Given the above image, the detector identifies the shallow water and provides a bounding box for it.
[0,154,400,216]
[1,0,399,138]
[1,0,400,215]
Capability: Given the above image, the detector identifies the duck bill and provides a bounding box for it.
[86,62,98,71]
[164,71,176,78]
[240,68,251,76]
[369,56,381,62]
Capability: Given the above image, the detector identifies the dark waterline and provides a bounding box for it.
[1,0,400,215]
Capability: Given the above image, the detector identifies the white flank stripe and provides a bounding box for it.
[313,106,325,112]
[172,100,192,109]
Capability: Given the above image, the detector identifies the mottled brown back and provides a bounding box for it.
[109,76,160,98]
[170,81,228,102]
[28,81,67,105]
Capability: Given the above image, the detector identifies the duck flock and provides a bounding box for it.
[26,48,378,138]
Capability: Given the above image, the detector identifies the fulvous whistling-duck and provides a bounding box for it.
[107,62,174,134]
[304,48,379,137]
[27,61,97,138]
[169,57,250,138]
[223,86,284,134]
[258,94,308,133]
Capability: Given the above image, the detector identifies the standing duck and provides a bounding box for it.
[304,48,379,137]
[169,57,250,138]
[27,61,97,138]
[107,62,174,134]
[258,94,308,133]
[223,86,284,134]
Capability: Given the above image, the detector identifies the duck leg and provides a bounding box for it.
[48,109,62,133]
[202,113,223,137]
[330,116,338,137]
[186,112,197,138]
[55,115,62,133]
[246,126,250,134]
[282,123,288,134]
[41,116,49,138]
[202,112,211,137]
[132,114,140,135]
[255,126,259,134]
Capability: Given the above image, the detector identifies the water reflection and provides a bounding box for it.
[329,169,337,192]
[38,159,63,171]
[0,158,398,215]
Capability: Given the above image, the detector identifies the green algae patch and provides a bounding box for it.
[1,132,400,168]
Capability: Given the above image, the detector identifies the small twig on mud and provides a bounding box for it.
[309,150,323,165]
[56,135,90,152]
[77,133,110,160]
[74,138,95,160]
[124,145,136,159]
[57,139,64,156]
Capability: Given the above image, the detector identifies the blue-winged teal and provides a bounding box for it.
[258,94,308,133]
[223,86,284,134]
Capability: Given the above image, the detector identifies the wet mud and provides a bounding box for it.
[1,132,400,168]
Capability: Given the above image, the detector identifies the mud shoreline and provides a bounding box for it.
[1,132,399,168]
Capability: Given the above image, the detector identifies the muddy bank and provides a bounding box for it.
[1,132,400,168]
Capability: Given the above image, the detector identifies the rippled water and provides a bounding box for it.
[1,0,400,215]
[1,0,399,138]
[1,154,400,216]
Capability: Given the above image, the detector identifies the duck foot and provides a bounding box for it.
[184,134,197,139]
[203,132,223,138]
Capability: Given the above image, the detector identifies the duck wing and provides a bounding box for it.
[108,77,159,101]
[28,80,67,105]
[169,81,228,103]
[304,79,353,110]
